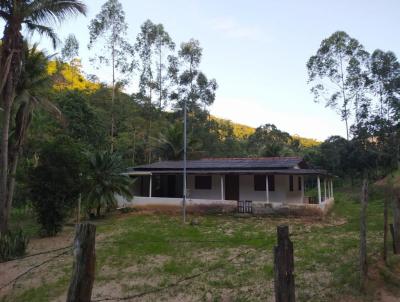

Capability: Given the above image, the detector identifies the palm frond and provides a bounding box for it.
[32,96,66,125]
[27,0,87,25]
[24,21,60,48]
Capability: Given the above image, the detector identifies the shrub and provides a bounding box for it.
[28,138,85,236]
[0,229,29,262]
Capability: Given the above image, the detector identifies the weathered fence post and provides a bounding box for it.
[66,223,96,302]
[393,194,400,254]
[274,225,295,302]
[390,223,399,254]
[383,198,388,263]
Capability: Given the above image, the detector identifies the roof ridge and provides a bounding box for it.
[200,157,302,160]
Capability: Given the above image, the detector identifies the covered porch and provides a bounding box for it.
[120,170,334,211]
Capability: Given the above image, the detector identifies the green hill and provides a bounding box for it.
[212,116,321,147]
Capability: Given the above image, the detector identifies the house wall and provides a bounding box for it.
[131,174,305,204]
[187,175,222,200]
[239,175,303,203]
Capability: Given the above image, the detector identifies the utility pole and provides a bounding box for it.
[182,97,187,223]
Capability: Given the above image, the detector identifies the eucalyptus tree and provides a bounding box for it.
[0,0,86,234]
[61,34,79,63]
[370,50,400,119]
[154,23,175,109]
[369,50,400,260]
[368,50,400,170]
[135,20,174,163]
[307,31,369,140]
[135,20,175,109]
[61,34,80,84]
[169,39,217,222]
[88,0,134,152]
[135,20,157,105]
[171,39,218,112]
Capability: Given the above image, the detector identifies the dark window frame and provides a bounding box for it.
[195,175,212,190]
[298,176,302,191]
[289,175,294,192]
[254,175,266,191]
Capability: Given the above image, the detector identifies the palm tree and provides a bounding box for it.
[7,43,64,216]
[0,0,86,233]
[85,151,133,217]
[152,124,184,160]
[151,124,201,160]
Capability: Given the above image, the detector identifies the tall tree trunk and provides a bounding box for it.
[360,177,368,289]
[158,42,162,109]
[5,151,19,224]
[383,196,388,263]
[0,23,23,234]
[110,44,115,153]
[0,93,12,233]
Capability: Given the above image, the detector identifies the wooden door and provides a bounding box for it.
[225,175,239,201]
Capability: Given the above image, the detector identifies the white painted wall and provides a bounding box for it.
[187,175,223,200]
[130,174,305,204]
[117,196,235,207]
[238,175,303,203]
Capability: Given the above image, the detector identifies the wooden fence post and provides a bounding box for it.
[393,194,400,254]
[390,224,399,254]
[66,223,96,302]
[274,225,295,302]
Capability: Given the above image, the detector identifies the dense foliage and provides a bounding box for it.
[84,151,133,217]
[27,139,85,236]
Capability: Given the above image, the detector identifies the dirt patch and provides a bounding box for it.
[0,227,75,299]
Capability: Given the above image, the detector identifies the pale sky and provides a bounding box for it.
[25,0,400,140]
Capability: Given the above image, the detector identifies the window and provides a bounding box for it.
[298,176,302,191]
[268,175,275,191]
[254,175,266,191]
[253,175,275,191]
[289,175,294,191]
[195,176,212,189]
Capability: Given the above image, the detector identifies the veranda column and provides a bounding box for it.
[266,175,269,202]
[317,176,321,204]
[324,178,327,201]
[149,175,152,198]
[329,179,332,198]
[220,175,224,200]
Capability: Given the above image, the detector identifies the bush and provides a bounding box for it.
[33,196,71,236]
[28,138,85,236]
[0,229,29,262]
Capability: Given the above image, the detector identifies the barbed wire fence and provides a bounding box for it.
[0,218,368,301]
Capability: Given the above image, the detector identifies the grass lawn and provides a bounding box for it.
[1,187,400,301]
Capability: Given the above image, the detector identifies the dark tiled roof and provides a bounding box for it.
[129,157,307,172]
[126,169,328,176]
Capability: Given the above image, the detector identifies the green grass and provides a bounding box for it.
[9,208,39,237]
[2,186,400,301]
